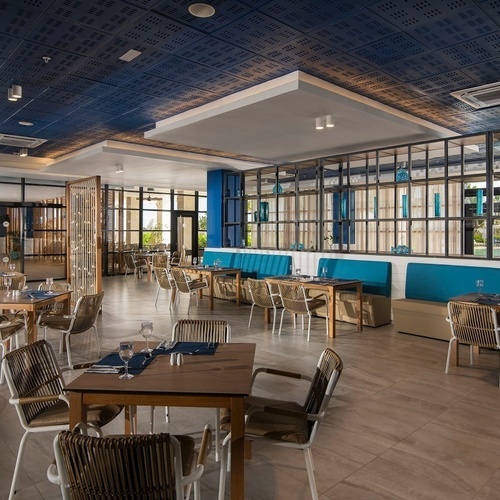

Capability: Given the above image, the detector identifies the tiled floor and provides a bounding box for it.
[1,275,500,499]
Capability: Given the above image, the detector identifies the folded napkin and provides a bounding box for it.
[160,341,218,355]
[24,290,59,299]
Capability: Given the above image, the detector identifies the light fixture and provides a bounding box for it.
[11,85,22,99]
[119,49,142,62]
[19,121,33,126]
[19,148,28,157]
[8,87,17,101]
[325,115,334,127]
[188,3,215,18]
[115,165,123,173]
[315,117,324,130]
[315,115,334,130]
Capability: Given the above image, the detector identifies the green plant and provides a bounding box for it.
[198,233,207,248]
[142,222,163,246]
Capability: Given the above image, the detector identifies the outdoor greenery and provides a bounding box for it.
[142,222,163,246]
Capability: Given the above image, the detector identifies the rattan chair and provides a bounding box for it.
[247,278,282,334]
[219,348,343,500]
[37,281,72,319]
[0,313,26,383]
[48,423,212,500]
[170,268,209,314]
[37,291,104,368]
[124,252,148,279]
[278,282,328,341]
[154,266,176,308]
[170,250,182,266]
[446,300,500,385]
[152,251,169,268]
[151,319,231,462]
[4,340,122,499]
[0,273,26,291]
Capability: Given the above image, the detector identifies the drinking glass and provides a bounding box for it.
[192,257,198,266]
[119,341,134,379]
[46,277,54,293]
[476,279,484,296]
[4,277,12,296]
[140,321,153,353]
[321,266,328,278]
[9,263,15,272]
[295,268,301,276]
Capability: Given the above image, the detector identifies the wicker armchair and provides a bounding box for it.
[170,268,208,314]
[152,251,169,268]
[170,250,182,266]
[278,282,328,341]
[151,319,231,462]
[247,278,282,334]
[154,267,176,308]
[48,423,212,500]
[124,252,148,279]
[4,340,122,499]
[446,300,500,385]
[0,313,25,383]
[37,291,104,368]
[219,348,343,500]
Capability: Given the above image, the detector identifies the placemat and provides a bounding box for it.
[476,297,500,306]
[23,290,60,299]
[91,350,159,375]
[159,341,218,355]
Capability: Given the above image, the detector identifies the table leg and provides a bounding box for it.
[264,308,271,324]
[356,283,363,332]
[327,287,336,338]
[230,397,245,500]
[209,274,214,310]
[236,272,241,306]
[69,392,86,428]
[26,310,37,344]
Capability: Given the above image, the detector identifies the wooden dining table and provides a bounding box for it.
[0,289,72,344]
[181,265,242,310]
[66,342,256,500]
[265,275,363,338]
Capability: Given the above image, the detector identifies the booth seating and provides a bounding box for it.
[201,251,292,303]
[315,258,392,327]
[392,263,500,341]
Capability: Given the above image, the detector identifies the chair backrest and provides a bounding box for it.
[447,300,500,348]
[154,267,174,290]
[38,281,71,292]
[123,252,135,269]
[0,274,26,291]
[53,430,181,499]
[303,348,343,437]
[170,251,181,266]
[170,267,191,293]
[4,339,65,427]
[278,282,309,315]
[152,252,169,267]
[70,291,105,334]
[248,278,278,308]
[172,319,231,343]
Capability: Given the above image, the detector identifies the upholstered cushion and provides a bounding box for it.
[29,401,122,428]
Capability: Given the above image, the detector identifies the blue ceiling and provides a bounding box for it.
[1,0,500,160]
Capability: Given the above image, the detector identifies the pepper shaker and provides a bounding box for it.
[176,353,184,365]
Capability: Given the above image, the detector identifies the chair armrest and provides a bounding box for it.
[251,367,312,386]
[196,424,213,467]
[15,394,65,405]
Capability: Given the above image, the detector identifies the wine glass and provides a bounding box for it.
[4,277,12,296]
[140,321,153,353]
[321,266,328,278]
[192,257,198,266]
[119,341,134,379]
[476,279,484,296]
[46,277,54,293]
[9,263,15,272]
[295,268,301,276]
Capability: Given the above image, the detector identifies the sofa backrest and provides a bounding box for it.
[318,258,392,297]
[202,251,292,279]
[405,263,500,302]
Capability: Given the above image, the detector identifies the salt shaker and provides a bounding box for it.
[170,353,176,365]
[176,353,184,365]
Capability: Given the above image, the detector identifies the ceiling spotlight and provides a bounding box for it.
[19,148,28,157]
[11,85,22,99]
[188,3,215,18]
[315,117,324,130]
[326,115,334,128]
[116,165,124,173]
[19,121,33,126]
[8,87,17,101]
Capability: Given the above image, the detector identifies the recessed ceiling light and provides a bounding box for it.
[119,49,142,62]
[19,121,33,126]
[19,148,28,157]
[188,3,215,18]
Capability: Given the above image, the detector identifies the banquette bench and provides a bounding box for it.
[316,258,392,327]
[200,251,292,303]
[392,263,500,341]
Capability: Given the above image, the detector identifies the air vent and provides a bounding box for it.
[451,82,500,109]
[0,134,47,148]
